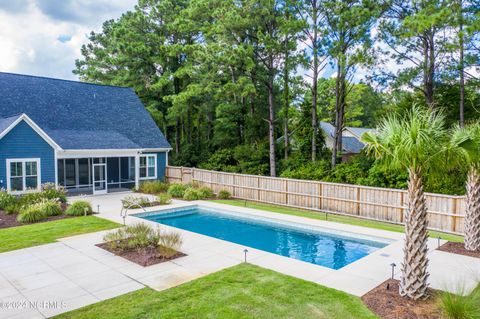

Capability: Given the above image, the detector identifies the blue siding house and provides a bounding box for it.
[0,72,171,195]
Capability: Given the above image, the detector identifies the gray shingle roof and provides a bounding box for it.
[319,121,366,154]
[0,72,171,150]
[0,114,21,136]
[345,126,375,139]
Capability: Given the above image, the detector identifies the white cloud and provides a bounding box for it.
[0,0,136,80]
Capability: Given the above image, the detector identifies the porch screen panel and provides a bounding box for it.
[65,159,76,187]
[78,159,90,186]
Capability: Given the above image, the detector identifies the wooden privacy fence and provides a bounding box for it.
[165,166,466,235]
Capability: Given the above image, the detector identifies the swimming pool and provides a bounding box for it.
[136,206,390,269]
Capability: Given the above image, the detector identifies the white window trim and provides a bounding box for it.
[6,158,41,194]
[139,154,157,180]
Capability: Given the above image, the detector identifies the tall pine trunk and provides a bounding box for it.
[464,166,480,251]
[399,167,430,300]
[332,56,346,167]
[459,1,465,127]
[311,0,319,162]
[267,62,276,177]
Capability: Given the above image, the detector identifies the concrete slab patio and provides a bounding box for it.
[0,192,478,318]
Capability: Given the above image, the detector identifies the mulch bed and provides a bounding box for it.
[437,241,480,258]
[362,279,442,319]
[0,206,74,229]
[97,242,186,267]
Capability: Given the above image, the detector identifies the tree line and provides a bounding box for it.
[74,0,480,184]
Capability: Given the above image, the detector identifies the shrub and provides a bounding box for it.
[41,199,63,216]
[65,201,93,216]
[41,183,67,203]
[183,188,201,200]
[218,189,231,199]
[158,230,183,258]
[17,203,48,223]
[157,193,172,205]
[167,183,188,198]
[103,223,161,252]
[197,186,214,199]
[19,192,44,206]
[138,180,169,194]
[5,203,21,215]
[439,288,480,319]
[0,192,17,210]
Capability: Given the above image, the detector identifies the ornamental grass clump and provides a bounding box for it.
[182,188,201,200]
[0,191,17,211]
[103,223,183,257]
[138,181,169,194]
[439,286,480,319]
[65,201,93,216]
[167,183,188,198]
[41,199,63,216]
[197,186,214,199]
[157,193,172,205]
[218,189,231,199]
[17,203,48,223]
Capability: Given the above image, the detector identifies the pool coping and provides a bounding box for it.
[127,200,409,296]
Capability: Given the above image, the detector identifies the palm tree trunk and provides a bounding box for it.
[399,167,430,300]
[464,166,480,251]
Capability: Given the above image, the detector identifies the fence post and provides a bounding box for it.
[452,197,457,233]
[400,192,404,223]
[318,183,323,210]
[356,186,361,215]
[257,176,260,201]
[180,166,184,183]
[284,179,288,205]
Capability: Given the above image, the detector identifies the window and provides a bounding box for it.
[139,154,156,179]
[7,159,40,193]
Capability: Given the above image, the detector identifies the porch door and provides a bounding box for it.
[92,163,107,195]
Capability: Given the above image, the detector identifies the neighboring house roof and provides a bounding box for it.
[345,126,375,139]
[0,72,171,150]
[319,121,371,154]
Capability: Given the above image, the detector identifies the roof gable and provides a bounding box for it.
[0,72,171,150]
[0,114,61,150]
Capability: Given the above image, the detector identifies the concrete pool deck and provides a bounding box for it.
[0,192,479,318]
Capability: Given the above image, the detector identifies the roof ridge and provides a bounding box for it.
[0,72,131,89]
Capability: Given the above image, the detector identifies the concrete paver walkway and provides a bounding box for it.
[1,192,479,318]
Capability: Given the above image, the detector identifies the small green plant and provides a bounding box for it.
[439,287,480,319]
[122,195,151,208]
[17,203,48,223]
[0,191,17,210]
[167,183,188,198]
[41,199,63,216]
[197,186,214,199]
[157,193,172,205]
[65,201,93,216]
[218,189,231,199]
[137,180,169,194]
[183,188,201,200]
[158,230,183,258]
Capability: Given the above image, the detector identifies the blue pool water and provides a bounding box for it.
[137,206,388,269]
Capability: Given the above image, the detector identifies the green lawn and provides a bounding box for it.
[211,199,464,243]
[54,263,377,319]
[0,216,120,253]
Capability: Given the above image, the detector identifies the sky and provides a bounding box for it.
[0,0,137,80]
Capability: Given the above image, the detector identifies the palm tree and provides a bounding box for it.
[362,106,447,300]
[451,123,480,251]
